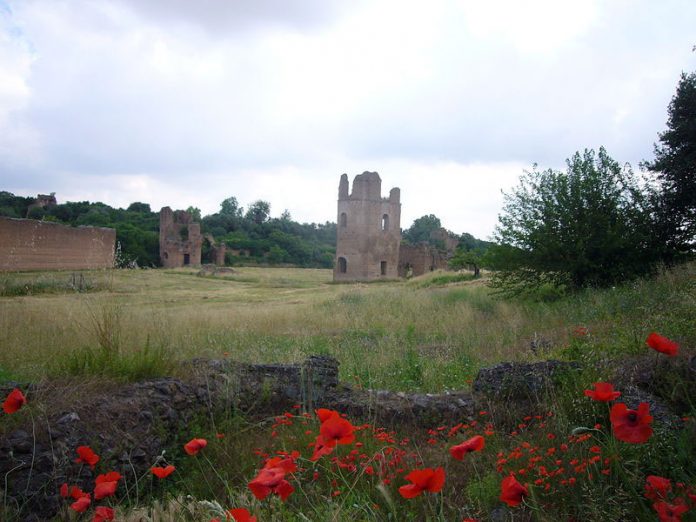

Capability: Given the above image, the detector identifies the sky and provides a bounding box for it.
[0,0,694,239]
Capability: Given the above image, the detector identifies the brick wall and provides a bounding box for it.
[0,217,116,271]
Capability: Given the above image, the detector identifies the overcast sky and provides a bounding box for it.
[1,0,694,238]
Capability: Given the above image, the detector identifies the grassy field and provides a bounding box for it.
[1,264,695,520]
[1,264,695,392]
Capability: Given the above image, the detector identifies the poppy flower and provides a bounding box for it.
[310,434,335,461]
[2,388,27,414]
[319,413,355,446]
[610,403,653,443]
[646,333,679,356]
[398,467,445,499]
[75,446,100,469]
[583,382,621,402]
[316,408,339,423]
[450,435,485,460]
[227,507,257,522]
[248,456,296,501]
[70,494,91,513]
[653,500,689,522]
[500,474,528,507]
[645,475,672,500]
[94,471,121,500]
[184,438,208,455]
[151,465,176,479]
[93,506,115,522]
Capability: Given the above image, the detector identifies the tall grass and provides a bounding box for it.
[0,264,694,391]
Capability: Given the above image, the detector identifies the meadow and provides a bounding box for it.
[1,265,695,520]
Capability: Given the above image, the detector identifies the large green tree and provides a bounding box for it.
[489,148,660,295]
[644,71,696,252]
[402,214,442,244]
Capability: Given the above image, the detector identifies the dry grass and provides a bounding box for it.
[1,264,694,392]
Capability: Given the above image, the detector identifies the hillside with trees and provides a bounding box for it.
[0,194,336,268]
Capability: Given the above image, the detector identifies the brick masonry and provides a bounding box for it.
[0,217,115,271]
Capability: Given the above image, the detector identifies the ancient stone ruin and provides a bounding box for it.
[334,172,402,281]
[159,207,203,268]
[0,217,116,271]
[333,173,461,281]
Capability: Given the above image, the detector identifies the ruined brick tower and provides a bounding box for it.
[159,207,202,268]
[334,172,401,281]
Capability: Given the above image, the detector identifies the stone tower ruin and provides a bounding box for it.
[159,207,202,268]
[334,172,401,282]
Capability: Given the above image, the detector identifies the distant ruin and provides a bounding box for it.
[334,172,402,281]
[159,208,227,268]
[159,207,203,268]
[334,173,459,281]
[0,217,115,271]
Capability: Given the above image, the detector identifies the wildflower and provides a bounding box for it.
[94,471,121,500]
[610,403,653,443]
[93,506,115,522]
[248,456,296,501]
[398,467,445,499]
[2,388,27,414]
[645,475,672,501]
[500,474,528,507]
[319,412,355,446]
[450,435,485,460]
[184,438,208,455]
[75,446,100,469]
[583,382,621,402]
[653,500,689,522]
[227,508,257,522]
[151,465,176,479]
[646,332,679,356]
[70,494,91,513]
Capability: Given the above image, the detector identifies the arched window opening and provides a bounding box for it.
[340,212,347,228]
[381,214,389,231]
[380,261,387,276]
[338,257,347,273]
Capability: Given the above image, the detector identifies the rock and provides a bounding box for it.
[473,360,581,402]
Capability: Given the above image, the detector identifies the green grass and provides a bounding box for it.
[1,263,695,520]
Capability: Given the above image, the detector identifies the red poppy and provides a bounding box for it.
[450,435,485,460]
[610,402,653,443]
[646,333,679,356]
[70,494,91,513]
[653,500,689,522]
[500,474,528,507]
[398,467,445,499]
[248,456,296,502]
[184,438,208,455]
[310,434,335,461]
[319,413,355,446]
[93,506,115,522]
[75,446,100,469]
[583,382,621,402]
[227,507,257,522]
[316,408,339,423]
[94,471,121,500]
[151,465,176,479]
[59,483,69,498]
[645,475,672,500]
[2,388,27,414]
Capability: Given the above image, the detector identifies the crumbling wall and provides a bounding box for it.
[397,243,449,277]
[0,217,115,271]
[159,207,202,268]
[334,172,401,281]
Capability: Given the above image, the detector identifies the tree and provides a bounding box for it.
[643,71,696,252]
[186,206,202,222]
[220,196,243,218]
[489,148,660,295]
[245,200,271,225]
[402,214,442,244]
